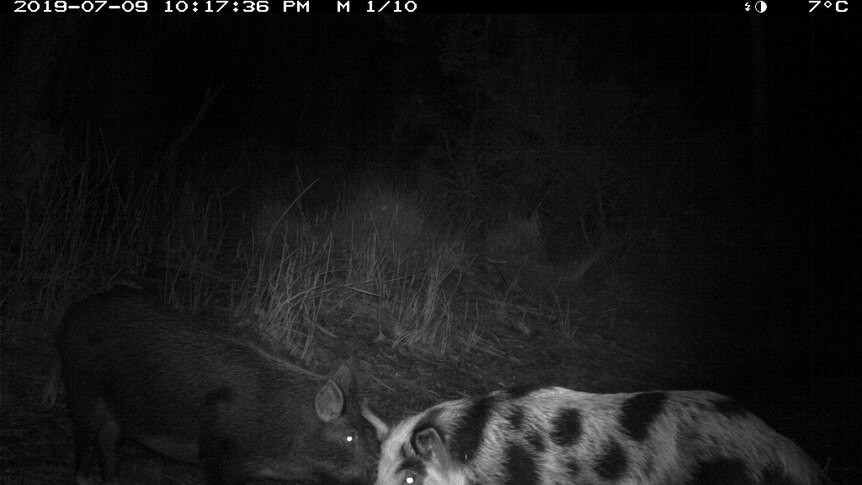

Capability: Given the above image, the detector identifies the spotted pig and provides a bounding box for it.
[363,386,828,485]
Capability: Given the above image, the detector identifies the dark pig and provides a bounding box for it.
[48,287,377,485]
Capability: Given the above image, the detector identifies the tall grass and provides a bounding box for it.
[1,147,229,324]
[230,188,474,359]
[230,206,336,361]
[158,185,229,311]
[2,151,156,321]
[3,136,629,359]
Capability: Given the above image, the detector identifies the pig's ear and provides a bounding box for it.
[413,426,451,468]
[315,376,346,422]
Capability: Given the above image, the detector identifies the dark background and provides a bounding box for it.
[2,8,859,483]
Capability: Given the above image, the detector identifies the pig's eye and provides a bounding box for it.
[403,471,421,484]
